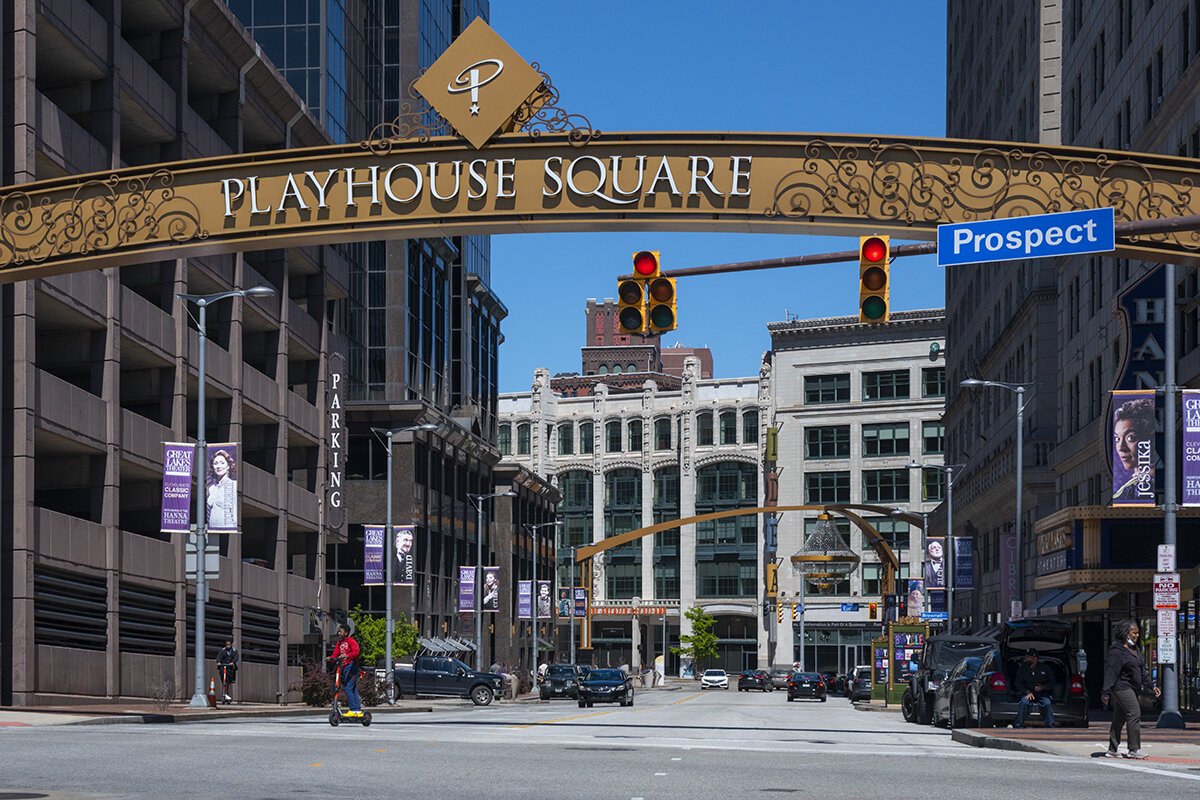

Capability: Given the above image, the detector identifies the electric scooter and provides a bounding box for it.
[328,659,372,727]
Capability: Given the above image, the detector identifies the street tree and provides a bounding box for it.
[349,606,420,668]
[672,605,719,676]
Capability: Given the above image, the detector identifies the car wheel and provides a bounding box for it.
[901,690,917,724]
[917,693,934,725]
[701,685,706,690]
[820,696,827,703]
[978,696,993,729]
[787,695,794,702]
[628,696,634,707]
[470,685,494,706]
[578,700,586,708]
[587,701,594,708]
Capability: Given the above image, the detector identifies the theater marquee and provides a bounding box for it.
[0,19,1197,283]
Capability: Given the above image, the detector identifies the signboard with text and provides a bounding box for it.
[936,207,1115,267]
[1153,573,1180,610]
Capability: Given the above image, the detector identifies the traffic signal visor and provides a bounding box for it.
[647,277,677,333]
[617,278,646,334]
[859,235,890,323]
[632,250,661,279]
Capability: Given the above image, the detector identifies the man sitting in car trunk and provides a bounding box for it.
[1013,649,1056,728]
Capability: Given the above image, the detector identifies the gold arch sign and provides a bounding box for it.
[1,131,1198,284]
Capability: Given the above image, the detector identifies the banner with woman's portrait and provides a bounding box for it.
[204,443,240,533]
[481,566,501,612]
[1111,390,1156,507]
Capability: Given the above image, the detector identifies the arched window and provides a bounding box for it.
[697,411,714,446]
[627,419,643,451]
[498,424,512,456]
[719,410,737,445]
[612,365,622,375]
[598,365,609,375]
[626,363,637,373]
[605,420,623,452]
[557,423,574,455]
[516,423,531,455]
[742,409,759,444]
[579,422,594,454]
[654,418,672,450]
[604,468,642,599]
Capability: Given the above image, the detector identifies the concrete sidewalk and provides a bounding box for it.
[952,721,1200,765]
[1,700,435,725]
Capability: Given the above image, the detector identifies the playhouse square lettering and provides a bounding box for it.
[219,153,754,217]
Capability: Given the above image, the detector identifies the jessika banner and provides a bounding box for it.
[1111,390,1156,507]
[160,443,195,534]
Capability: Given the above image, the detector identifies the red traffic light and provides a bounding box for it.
[633,250,660,277]
[862,236,887,263]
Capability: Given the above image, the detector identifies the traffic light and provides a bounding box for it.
[632,250,661,279]
[647,276,677,333]
[617,278,646,334]
[858,235,890,323]
[869,602,879,620]
[777,602,784,624]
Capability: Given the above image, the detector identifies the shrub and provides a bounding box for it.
[297,659,385,708]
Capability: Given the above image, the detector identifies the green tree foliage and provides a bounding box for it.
[349,606,420,668]
[671,605,719,673]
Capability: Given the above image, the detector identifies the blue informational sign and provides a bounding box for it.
[936,207,1115,267]
[840,603,860,612]
[920,612,949,621]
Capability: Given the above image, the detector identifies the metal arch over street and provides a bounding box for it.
[574,503,911,596]
[1,131,1200,284]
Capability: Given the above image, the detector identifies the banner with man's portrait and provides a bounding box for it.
[363,525,415,585]
[923,537,946,590]
[520,581,553,620]
[1111,390,1156,507]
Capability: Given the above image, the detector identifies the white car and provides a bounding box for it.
[700,669,729,689]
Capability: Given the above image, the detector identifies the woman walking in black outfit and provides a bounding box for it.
[1101,619,1160,759]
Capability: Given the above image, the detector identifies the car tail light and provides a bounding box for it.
[989,673,1008,693]
[1068,674,1085,696]
[817,681,824,689]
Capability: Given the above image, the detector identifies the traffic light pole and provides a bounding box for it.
[615,214,1200,281]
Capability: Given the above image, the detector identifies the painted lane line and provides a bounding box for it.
[670,694,702,706]
[508,709,616,729]
[654,773,667,776]
[1096,760,1200,782]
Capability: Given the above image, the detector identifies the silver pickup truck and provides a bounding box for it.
[393,656,504,706]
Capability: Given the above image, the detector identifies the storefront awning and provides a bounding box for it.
[1061,591,1099,615]
[1029,589,1076,618]
[1084,591,1118,612]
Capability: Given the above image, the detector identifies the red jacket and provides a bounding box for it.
[331,635,360,664]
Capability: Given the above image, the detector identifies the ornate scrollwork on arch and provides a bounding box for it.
[508,63,599,147]
[765,139,1200,254]
[601,459,643,474]
[362,75,457,156]
[0,169,207,268]
[693,452,759,470]
[650,458,680,473]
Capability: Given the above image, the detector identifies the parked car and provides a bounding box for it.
[738,670,774,692]
[931,653,992,728]
[964,621,1089,728]
[849,665,873,702]
[770,669,793,689]
[820,672,840,695]
[700,669,729,690]
[577,668,634,707]
[393,656,504,706]
[539,663,582,700]
[787,672,828,702]
[901,635,997,725]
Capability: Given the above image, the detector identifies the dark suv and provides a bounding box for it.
[539,664,582,700]
[902,635,997,725]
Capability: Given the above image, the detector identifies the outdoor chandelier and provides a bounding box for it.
[790,512,861,589]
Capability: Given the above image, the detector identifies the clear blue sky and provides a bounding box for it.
[489,1,947,392]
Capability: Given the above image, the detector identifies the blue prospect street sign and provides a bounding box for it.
[840,603,860,612]
[936,207,1115,267]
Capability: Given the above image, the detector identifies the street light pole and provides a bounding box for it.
[373,423,438,704]
[177,286,274,708]
[524,520,560,689]
[468,490,516,671]
[909,463,958,631]
[1160,262,1184,729]
[961,379,1031,619]
[570,545,578,665]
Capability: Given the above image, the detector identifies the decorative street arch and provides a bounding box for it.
[1,16,1199,283]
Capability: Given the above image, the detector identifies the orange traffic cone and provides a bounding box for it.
[208,677,218,708]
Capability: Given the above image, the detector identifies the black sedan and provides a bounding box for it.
[931,654,989,728]
[787,672,828,702]
[577,668,634,708]
[738,670,774,692]
[539,664,581,700]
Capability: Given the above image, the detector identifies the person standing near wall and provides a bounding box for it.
[1101,619,1160,759]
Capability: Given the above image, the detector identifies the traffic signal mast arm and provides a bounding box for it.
[614,213,1200,281]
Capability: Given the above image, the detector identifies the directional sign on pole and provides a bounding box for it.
[936,207,1115,267]
[1158,609,1177,636]
[1157,544,1176,572]
[1153,573,1181,610]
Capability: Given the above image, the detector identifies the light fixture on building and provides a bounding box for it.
[790,512,861,591]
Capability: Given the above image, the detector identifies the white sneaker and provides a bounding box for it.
[1125,751,1148,760]
[1103,750,1121,759]
[223,694,232,702]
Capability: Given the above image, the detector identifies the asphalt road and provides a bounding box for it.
[2,687,1197,799]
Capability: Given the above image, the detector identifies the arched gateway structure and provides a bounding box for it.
[2,128,1199,283]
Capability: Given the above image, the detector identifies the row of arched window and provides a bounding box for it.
[498,408,760,457]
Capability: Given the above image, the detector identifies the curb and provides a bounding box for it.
[852,702,899,713]
[64,705,436,725]
[951,728,1058,755]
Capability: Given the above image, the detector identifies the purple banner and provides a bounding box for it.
[1184,391,1200,506]
[573,587,588,618]
[923,538,946,589]
[458,566,475,613]
[364,526,385,585]
[953,537,974,589]
[517,581,532,619]
[205,442,240,533]
[481,566,500,612]
[160,443,195,534]
[1111,390,1156,507]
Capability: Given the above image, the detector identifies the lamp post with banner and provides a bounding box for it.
[908,462,960,630]
[467,490,516,671]
[176,285,275,708]
[371,423,439,704]
[523,519,561,689]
